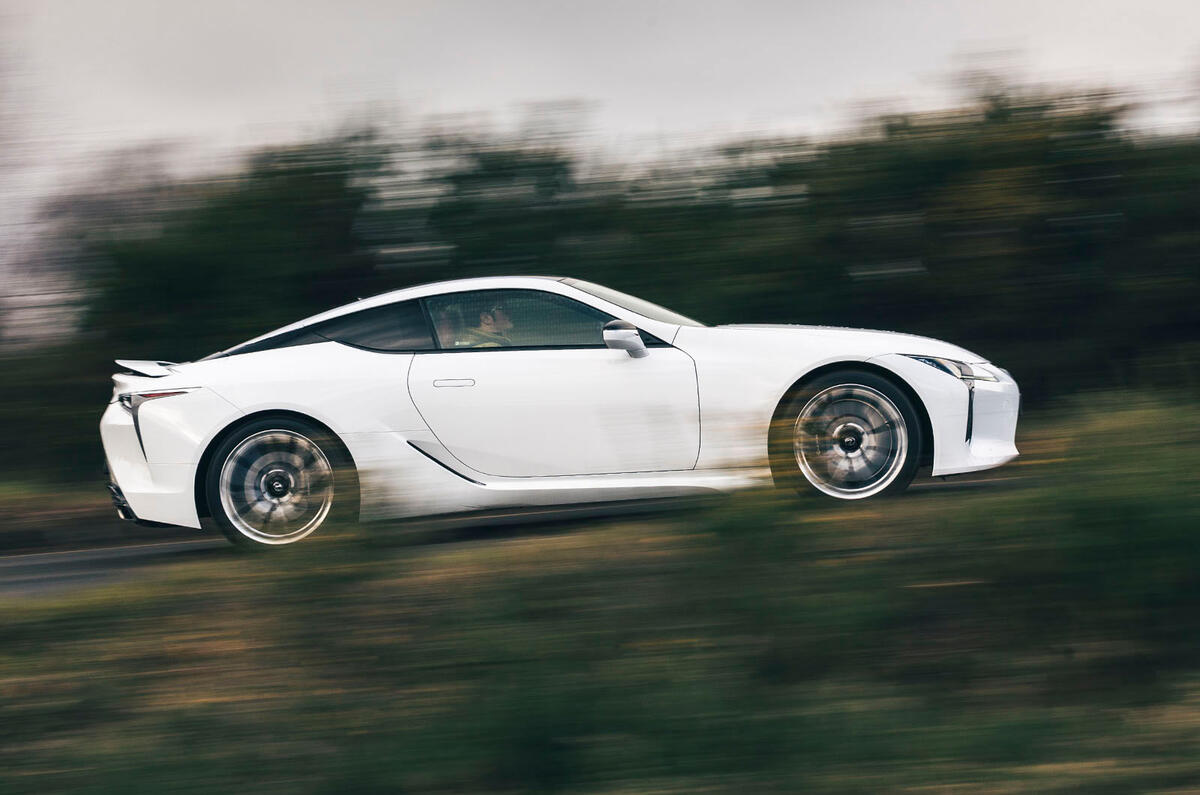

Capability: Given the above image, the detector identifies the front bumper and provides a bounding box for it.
[939,376,1021,475]
[869,353,1020,477]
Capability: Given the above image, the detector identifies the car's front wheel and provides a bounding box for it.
[206,418,354,548]
[773,370,922,500]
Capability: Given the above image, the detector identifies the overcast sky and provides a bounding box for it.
[8,0,1200,157]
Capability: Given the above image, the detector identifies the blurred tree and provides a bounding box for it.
[75,132,386,361]
[427,141,578,277]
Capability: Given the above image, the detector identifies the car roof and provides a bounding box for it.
[363,275,566,305]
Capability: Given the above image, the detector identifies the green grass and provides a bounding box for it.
[2,392,1199,792]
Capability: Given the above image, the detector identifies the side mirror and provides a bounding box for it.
[603,319,648,358]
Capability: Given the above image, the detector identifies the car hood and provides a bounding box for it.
[712,324,988,362]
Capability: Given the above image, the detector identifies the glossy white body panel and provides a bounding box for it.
[101,400,213,529]
[99,276,1020,529]
[409,347,699,476]
[866,353,1019,475]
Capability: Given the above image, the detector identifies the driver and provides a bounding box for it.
[460,300,514,347]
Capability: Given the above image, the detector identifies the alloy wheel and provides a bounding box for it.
[218,429,335,544]
[793,384,909,499]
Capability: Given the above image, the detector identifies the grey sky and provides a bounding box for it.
[10,0,1200,154]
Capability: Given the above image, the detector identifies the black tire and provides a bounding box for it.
[770,369,923,500]
[205,417,356,549]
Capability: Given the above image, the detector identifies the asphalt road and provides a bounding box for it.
[0,475,1024,600]
[0,539,230,598]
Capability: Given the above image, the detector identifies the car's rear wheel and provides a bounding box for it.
[206,418,353,548]
[773,370,922,500]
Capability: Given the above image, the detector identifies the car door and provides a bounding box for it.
[408,288,700,477]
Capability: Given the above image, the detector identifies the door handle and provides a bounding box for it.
[433,379,475,388]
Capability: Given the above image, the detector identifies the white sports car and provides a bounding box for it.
[100,276,1019,548]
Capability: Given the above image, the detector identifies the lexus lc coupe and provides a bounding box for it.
[100,276,1020,548]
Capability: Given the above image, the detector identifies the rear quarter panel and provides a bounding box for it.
[177,341,428,437]
[175,342,436,520]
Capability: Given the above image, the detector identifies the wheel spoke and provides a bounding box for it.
[862,446,888,467]
[235,500,262,518]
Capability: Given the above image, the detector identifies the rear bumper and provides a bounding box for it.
[100,402,205,529]
[106,480,136,521]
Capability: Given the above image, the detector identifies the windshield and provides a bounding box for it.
[562,279,706,327]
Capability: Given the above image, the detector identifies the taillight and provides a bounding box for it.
[119,390,190,412]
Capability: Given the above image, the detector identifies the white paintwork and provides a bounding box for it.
[409,347,699,477]
[100,276,1020,531]
[865,353,1019,475]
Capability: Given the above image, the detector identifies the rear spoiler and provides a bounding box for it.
[114,360,178,377]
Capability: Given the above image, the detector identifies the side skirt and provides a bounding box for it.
[405,438,768,497]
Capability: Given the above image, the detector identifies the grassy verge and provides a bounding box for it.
[2,392,1198,792]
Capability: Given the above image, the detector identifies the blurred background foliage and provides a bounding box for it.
[1,79,1198,481]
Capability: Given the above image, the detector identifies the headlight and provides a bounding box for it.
[904,355,999,382]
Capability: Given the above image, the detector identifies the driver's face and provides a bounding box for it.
[488,305,513,332]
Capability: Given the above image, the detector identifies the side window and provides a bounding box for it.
[314,300,435,352]
[424,289,615,349]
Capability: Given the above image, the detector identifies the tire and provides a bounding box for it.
[771,369,923,500]
[205,417,355,549]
